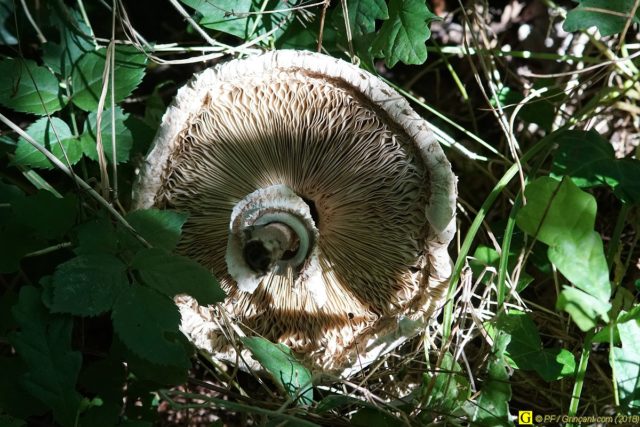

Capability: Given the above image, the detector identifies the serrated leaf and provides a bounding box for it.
[74,218,118,255]
[371,0,435,67]
[516,177,611,329]
[564,0,638,37]
[81,106,133,164]
[472,331,513,426]
[612,317,640,412]
[71,46,146,111]
[12,191,77,240]
[52,254,128,316]
[9,286,82,427]
[42,9,94,77]
[496,311,575,381]
[112,285,191,368]
[0,58,65,114]
[13,117,82,169]
[132,248,225,305]
[125,208,188,251]
[551,130,640,204]
[242,337,313,406]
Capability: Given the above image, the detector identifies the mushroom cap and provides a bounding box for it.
[133,50,457,372]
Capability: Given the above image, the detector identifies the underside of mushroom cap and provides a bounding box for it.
[133,50,457,372]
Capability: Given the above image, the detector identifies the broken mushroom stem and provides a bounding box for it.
[242,221,300,274]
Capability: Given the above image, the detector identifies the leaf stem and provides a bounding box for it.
[567,330,594,426]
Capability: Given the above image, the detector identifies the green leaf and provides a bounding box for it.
[351,407,405,427]
[551,130,640,204]
[51,254,128,316]
[0,356,48,419]
[422,352,471,414]
[112,285,191,368]
[12,191,77,240]
[371,0,436,67]
[516,177,611,329]
[42,10,94,77]
[13,117,82,169]
[341,0,388,36]
[556,287,609,331]
[612,318,640,412]
[9,286,82,427]
[74,218,118,255]
[496,311,575,381]
[71,46,146,111]
[81,106,133,164]
[132,248,225,305]
[0,58,65,114]
[125,208,188,251]
[564,0,638,37]
[472,331,513,426]
[241,337,313,406]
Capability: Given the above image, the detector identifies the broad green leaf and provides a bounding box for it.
[9,286,82,427]
[496,311,575,381]
[547,231,610,301]
[241,337,313,405]
[371,0,436,67]
[517,177,596,246]
[556,287,610,331]
[316,395,374,413]
[12,191,77,240]
[612,318,640,412]
[422,352,471,414]
[112,285,191,368]
[340,0,388,36]
[472,331,513,426]
[132,248,225,305]
[469,245,533,291]
[13,117,82,169]
[0,58,65,114]
[0,0,17,45]
[74,218,118,255]
[81,106,134,164]
[351,407,404,427]
[51,254,128,316]
[564,0,638,37]
[180,0,294,41]
[71,46,146,111]
[516,177,611,328]
[551,130,640,204]
[125,208,188,251]
[42,10,94,77]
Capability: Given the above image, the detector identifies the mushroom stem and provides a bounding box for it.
[243,222,299,273]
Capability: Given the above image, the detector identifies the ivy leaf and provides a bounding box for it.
[13,117,82,169]
[80,106,133,164]
[242,337,313,406]
[371,0,436,67]
[564,0,638,37]
[9,286,82,427]
[0,58,65,114]
[12,191,77,240]
[132,248,225,306]
[516,177,611,330]
[112,285,191,368]
[551,130,640,204]
[51,254,128,317]
[611,317,640,412]
[124,208,188,251]
[472,331,513,426]
[421,352,470,416]
[496,311,575,381]
[71,46,146,111]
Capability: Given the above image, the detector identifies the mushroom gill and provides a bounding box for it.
[133,50,457,372]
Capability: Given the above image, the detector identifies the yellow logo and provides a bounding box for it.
[518,411,533,425]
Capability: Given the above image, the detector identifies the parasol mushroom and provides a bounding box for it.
[133,50,457,372]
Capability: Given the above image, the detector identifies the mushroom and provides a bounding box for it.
[133,50,457,372]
